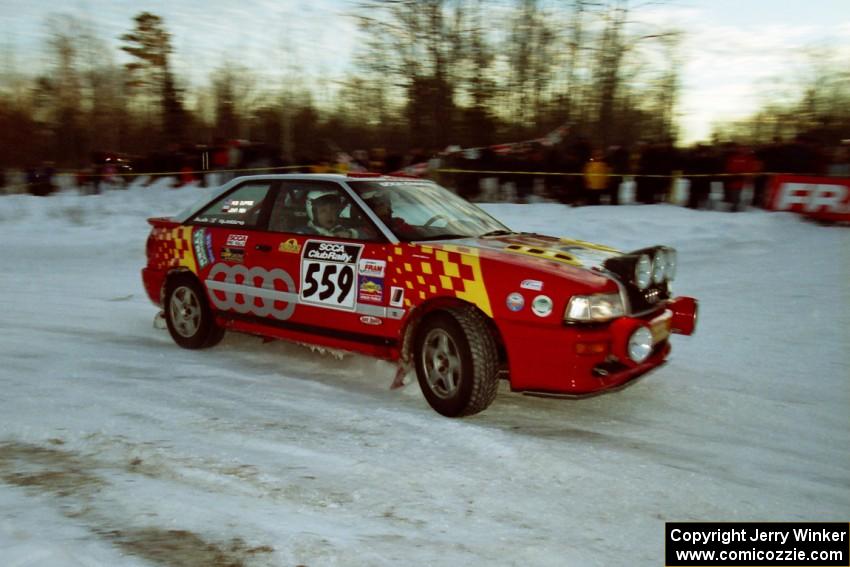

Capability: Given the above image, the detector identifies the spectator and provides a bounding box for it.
[605,143,629,205]
[685,144,718,210]
[827,144,849,177]
[724,143,760,212]
[582,149,611,206]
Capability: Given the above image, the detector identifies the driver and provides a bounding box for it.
[361,190,414,237]
[305,190,356,238]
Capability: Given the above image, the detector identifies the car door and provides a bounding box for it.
[189,179,280,320]
[244,180,402,351]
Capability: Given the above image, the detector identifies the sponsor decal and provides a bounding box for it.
[359,315,383,326]
[206,264,296,320]
[305,241,357,263]
[216,218,246,226]
[220,247,245,264]
[221,199,254,214]
[300,240,363,311]
[389,286,405,308]
[506,292,525,312]
[205,231,215,264]
[520,279,543,291]
[226,234,248,247]
[279,238,301,254]
[358,276,384,304]
[194,228,209,269]
[358,258,386,278]
[767,174,850,221]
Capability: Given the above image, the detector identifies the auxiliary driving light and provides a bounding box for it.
[635,254,652,290]
[628,326,653,363]
[652,249,667,284]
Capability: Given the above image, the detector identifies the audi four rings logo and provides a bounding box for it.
[206,264,297,320]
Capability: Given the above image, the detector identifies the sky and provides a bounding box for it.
[1,0,848,144]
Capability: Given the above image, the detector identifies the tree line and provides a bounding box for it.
[0,0,847,171]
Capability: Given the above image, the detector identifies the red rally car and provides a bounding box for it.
[142,174,697,417]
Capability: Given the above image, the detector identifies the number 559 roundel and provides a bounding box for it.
[142,174,697,417]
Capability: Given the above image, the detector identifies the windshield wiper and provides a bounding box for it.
[479,229,516,237]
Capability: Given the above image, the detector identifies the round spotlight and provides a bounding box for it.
[628,326,653,363]
[652,249,666,284]
[635,254,652,290]
[531,295,554,317]
[665,248,677,281]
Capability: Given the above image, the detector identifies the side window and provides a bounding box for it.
[192,182,272,228]
[267,181,382,242]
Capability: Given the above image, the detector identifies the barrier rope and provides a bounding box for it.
[435,168,773,178]
[63,164,315,178]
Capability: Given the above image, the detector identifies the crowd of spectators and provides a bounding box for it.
[434,134,849,210]
[6,134,848,208]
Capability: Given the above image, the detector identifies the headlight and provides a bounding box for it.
[652,249,666,284]
[565,293,625,323]
[665,248,677,281]
[635,254,651,290]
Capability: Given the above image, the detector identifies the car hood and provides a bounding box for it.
[425,233,622,287]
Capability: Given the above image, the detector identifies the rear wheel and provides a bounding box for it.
[414,306,499,417]
[164,275,224,349]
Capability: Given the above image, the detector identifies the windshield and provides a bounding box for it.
[348,179,510,241]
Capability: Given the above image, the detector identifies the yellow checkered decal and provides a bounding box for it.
[149,226,197,273]
[500,237,620,267]
[387,243,492,317]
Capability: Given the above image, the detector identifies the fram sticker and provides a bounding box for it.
[358,258,386,278]
[226,234,248,248]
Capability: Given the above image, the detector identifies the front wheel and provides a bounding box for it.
[164,275,224,349]
[414,307,499,417]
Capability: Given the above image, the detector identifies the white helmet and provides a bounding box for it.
[306,190,341,223]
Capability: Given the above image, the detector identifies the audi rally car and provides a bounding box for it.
[142,174,697,417]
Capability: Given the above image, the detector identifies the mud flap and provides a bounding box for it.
[153,311,166,330]
[391,361,412,389]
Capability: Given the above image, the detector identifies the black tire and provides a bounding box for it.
[163,274,224,349]
[414,306,499,417]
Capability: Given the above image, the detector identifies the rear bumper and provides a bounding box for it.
[141,267,165,307]
[500,296,697,395]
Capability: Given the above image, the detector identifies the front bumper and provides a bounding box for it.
[499,296,697,395]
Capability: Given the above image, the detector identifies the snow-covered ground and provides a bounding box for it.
[0,180,848,567]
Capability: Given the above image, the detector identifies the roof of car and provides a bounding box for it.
[227,173,429,183]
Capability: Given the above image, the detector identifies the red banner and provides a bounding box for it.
[767,174,850,222]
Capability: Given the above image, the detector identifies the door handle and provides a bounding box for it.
[254,244,272,252]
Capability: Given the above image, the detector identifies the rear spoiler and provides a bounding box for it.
[147,217,181,228]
